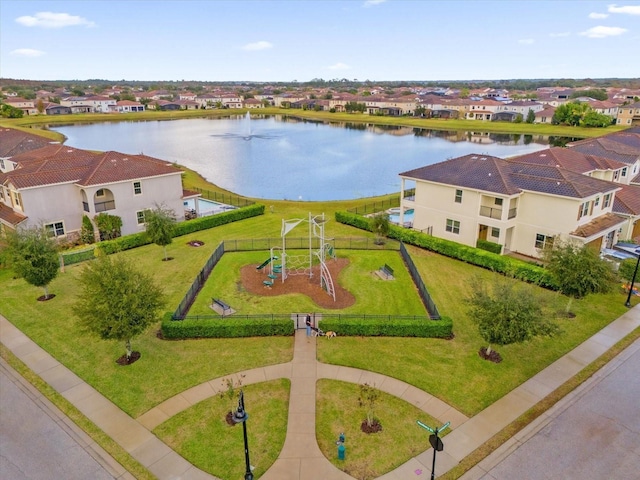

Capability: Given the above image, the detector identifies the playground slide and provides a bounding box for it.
[256,258,272,270]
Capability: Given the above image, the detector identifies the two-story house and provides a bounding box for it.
[399,153,624,259]
[0,129,185,240]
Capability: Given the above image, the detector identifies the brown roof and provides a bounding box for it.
[613,184,640,216]
[512,147,626,174]
[0,128,56,158]
[78,151,180,186]
[400,153,620,199]
[570,213,627,238]
[0,204,27,227]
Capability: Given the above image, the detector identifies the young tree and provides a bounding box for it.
[358,383,381,431]
[543,241,616,314]
[144,205,177,261]
[6,226,59,300]
[80,215,96,244]
[94,213,122,241]
[526,108,536,124]
[74,256,165,363]
[370,212,390,245]
[467,279,558,359]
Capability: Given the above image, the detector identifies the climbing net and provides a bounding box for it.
[283,253,312,276]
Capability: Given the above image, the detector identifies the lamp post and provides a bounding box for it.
[624,248,640,308]
[232,390,253,480]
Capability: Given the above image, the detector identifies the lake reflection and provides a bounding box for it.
[50,115,553,201]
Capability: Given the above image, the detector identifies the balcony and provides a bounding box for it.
[94,200,116,212]
[479,206,503,220]
[508,207,517,219]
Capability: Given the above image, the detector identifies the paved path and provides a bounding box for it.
[1,305,639,480]
[460,338,640,480]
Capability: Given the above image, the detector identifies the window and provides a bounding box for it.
[0,159,4,169]
[455,189,463,203]
[535,233,554,250]
[621,167,628,177]
[577,201,589,219]
[12,191,21,208]
[491,227,500,238]
[594,196,600,207]
[446,219,460,234]
[133,181,142,195]
[136,211,146,225]
[96,189,105,197]
[45,222,65,237]
[613,170,620,181]
[494,198,503,206]
[603,193,612,208]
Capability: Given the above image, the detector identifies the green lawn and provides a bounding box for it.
[154,379,290,480]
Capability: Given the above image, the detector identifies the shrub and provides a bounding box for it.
[173,204,265,236]
[161,313,294,339]
[319,316,453,338]
[476,239,503,255]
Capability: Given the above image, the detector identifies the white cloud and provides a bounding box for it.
[242,41,273,51]
[10,48,45,57]
[328,62,350,70]
[589,12,609,19]
[549,32,570,37]
[15,12,95,28]
[580,26,628,38]
[608,4,640,15]
[363,0,386,7]
[518,38,535,45]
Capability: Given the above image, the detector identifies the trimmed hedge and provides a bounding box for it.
[60,247,96,266]
[161,312,294,339]
[476,239,503,255]
[335,211,557,289]
[89,203,265,256]
[319,316,453,338]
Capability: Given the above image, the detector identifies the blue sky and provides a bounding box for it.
[1,0,639,82]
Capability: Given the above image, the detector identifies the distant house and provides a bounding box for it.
[115,100,145,112]
[243,98,264,109]
[44,103,72,115]
[534,107,556,124]
[0,128,185,240]
[616,101,640,126]
[3,97,37,115]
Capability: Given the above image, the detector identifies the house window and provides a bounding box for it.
[12,191,22,208]
[45,221,65,237]
[622,167,628,177]
[613,170,620,181]
[577,202,590,219]
[535,233,554,250]
[491,227,500,238]
[494,198,503,206]
[136,211,146,225]
[133,181,142,195]
[594,196,600,207]
[96,189,105,197]
[445,219,460,234]
[455,189,463,203]
[603,193,612,208]
[0,159,4,169]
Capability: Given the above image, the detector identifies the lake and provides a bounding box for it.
[50,115,554,201]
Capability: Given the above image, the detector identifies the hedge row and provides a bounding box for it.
[161,313,294,339]
[476,239,503,255]
[92,203,265,256]
[60,247,96,266]
[335,211,557,289]
[319,316,453,338]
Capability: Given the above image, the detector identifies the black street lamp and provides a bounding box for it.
[624,248,640,308]
[232,390,253,480]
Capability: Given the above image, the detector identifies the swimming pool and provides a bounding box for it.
[183,198,237,217]
[389,208,414,226]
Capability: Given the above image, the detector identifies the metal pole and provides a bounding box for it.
[430,427,438,480]
[242,420,253,480]
[625,251,640,308]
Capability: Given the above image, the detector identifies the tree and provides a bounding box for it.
[526,109,536,124]
[467,279,558,359]
[80,215,96,244]
[370,212,390,245]
[617,258,637,284]
[358,383,381,432]
[74,256,165,363]
[144,205,177,261]
[543,241,616,314]
[94,213,122,240]
[582,110,614,128]
[569,89,608,101]
[6,226,59,300]
[552,102,589,126]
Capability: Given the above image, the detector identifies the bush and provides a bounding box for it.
[61,247,96,266]
[476,239,503,255]
[319,316,453,338]
[161,313,294,339]
[173,203,265,236]
[335,211,557,289]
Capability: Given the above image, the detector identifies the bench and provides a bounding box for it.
[212,298,231,314]
[263,280,274,287]
[380,264,394,279]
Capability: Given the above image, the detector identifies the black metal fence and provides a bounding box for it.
[189,187,255,208]
[178,312,431,322]
[400,242,441,320]
[173,242,225,320]
[346,188,415,215]
[222,236,401,252]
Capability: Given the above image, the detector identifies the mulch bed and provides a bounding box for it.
[361,419,383,434]
[37,294,56,302]
[240,258,356,309]
[478,347,503,363]
[187,240,205,247]
[116,351,141,365]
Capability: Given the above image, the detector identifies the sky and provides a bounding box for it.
[1,0,639,83]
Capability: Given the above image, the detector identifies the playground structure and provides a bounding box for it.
[258,213,336,301]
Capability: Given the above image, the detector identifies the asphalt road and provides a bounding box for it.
[0,361,117,480]
[470,339,640,480]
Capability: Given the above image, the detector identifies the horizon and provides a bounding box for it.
[1,1,639,83]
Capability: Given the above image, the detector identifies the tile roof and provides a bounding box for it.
[613,184,640,215]
[0,204,28,227]
[77,151,180,186]
[512,147,626,174]
[0,128,56,158]
[570,213,626,238]
[400,153,619,199]
[568,130,640,164]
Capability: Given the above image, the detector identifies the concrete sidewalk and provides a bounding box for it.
[1,304,639,480]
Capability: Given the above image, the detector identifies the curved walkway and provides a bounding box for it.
[1,306,639,479]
